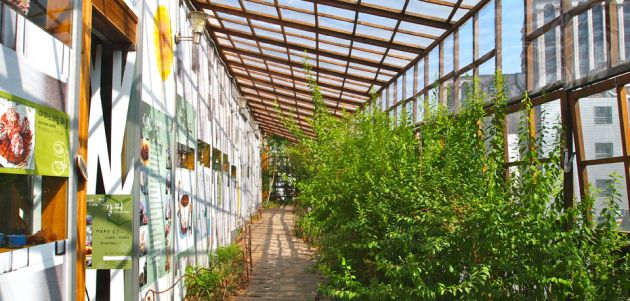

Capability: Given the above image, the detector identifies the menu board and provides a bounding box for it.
[138,102,173,288]
[86,195,133,270]
[0,90,69,177]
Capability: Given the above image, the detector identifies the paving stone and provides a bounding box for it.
[231,207,323,301]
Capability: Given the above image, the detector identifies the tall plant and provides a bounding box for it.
[282,65,630,300]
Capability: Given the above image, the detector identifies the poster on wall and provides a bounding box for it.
[175,97,196,265]
[0,91,69,176]
[138,102,173,288]
[196,140,212,246]
[3,0,30,14]
[86,195,133,270]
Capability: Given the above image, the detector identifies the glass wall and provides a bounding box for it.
[378,0,630,230]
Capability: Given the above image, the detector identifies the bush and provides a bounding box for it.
[185,244,244,300]
[287,67,630,300]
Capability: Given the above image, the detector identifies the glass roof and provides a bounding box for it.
[194,0,483,139]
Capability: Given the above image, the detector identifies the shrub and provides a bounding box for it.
[286,66,630,300]
[185,244,244,300]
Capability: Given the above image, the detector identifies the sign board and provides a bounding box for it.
[86,195,133,270]
[0,90,70,177]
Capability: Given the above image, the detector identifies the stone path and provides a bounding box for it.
[233,207,323,301]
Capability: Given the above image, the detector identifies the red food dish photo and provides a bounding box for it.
[0,103,34,168]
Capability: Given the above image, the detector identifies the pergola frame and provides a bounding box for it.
[193,0,482,139]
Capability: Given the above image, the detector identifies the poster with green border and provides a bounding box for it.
[139,102,172,288]
[86,195,133,270]
[0,90,70,177]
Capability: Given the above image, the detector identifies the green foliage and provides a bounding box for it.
[263,135,297,204]
[284,66,630,300]
[185,244,244,300]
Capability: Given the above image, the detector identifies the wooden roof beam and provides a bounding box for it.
[228,61,369,95]
[237,74,365,106]
[254,115,316,135]
[302,0,451,29]
[210,25,402,72]
[197,1,421,53]
[243,92,318,115]
[221,46,387,85]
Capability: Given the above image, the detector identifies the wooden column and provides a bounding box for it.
[76,0,92,299]
[616,84,630,221]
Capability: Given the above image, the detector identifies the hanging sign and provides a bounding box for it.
[86,195,133,270]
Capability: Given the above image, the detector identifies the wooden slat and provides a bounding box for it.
[41,177,68,240]
[243,91,317,114]
[222,46,387,85]
[198,1,421,53]
[92,0,137,44]
[254,115,316,134]
[211,25,402,72]
[375,0,492,98]
[305,0,451,29]
[228,61,369,95]
[446,0,463,24]
[424,0,474,10]
[238,75,363,106]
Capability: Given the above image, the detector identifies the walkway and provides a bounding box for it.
[234,207,324,301]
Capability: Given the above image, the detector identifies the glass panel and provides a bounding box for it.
[405,101,413,124]
[458,70,473,108]
[619,2,630,63]
[23,0,73,45]
[416,59,425,93]
[443,79,455,112]
[428,45,440,83]
[388,85,395,108]
[381,89,386,110]
[502,0,526,99]
[427,83,439,113]
[443,33,454,75]
[586,163,630,231]
[572,134,582,203]
[534,99,561,158]
[417,94,425,123]
[397,76,404,102]
[459,19,473,69]
[572,2,607,80]
[507,110,525,162]
[531,26,562,89]
[530,0,560,33]
[1,3,18,49]
[478,1,495,57]
[405,67,414,100]
[479,57,495,98]
[578,89,623,160]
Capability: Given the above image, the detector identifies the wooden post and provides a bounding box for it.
[76,0,92,300]
[616,84,630,221]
